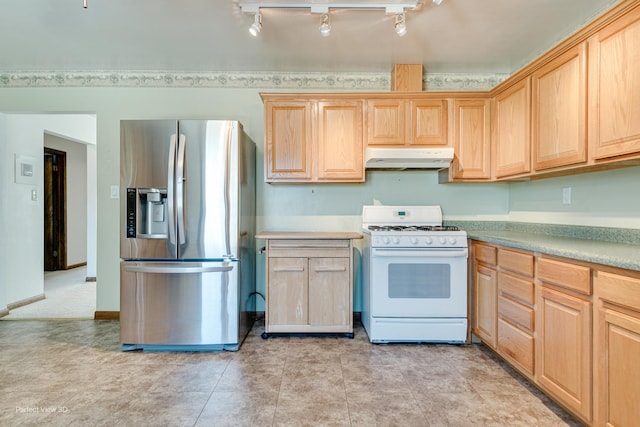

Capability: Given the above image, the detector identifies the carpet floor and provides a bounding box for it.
[2,267,95,320]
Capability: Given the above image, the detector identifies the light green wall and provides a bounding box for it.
[508,166,640,228]
[0,86,509,312]
[4,86,639,314]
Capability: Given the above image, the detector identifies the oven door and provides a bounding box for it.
[370,247,468,317]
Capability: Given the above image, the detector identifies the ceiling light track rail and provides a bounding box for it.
[239,0,444,37]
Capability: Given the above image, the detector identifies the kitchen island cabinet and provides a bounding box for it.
[256,232,362,337]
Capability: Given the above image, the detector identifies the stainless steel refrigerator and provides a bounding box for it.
[119,120,256,351]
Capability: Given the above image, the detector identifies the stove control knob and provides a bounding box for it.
[392,237,401,245]
[382,237,390,244]
[448,237,457,245]
[439,237,447,244]
[425,237,433,245]
[410,237,419,245]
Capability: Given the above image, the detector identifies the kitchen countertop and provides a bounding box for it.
[255,231,363,240]
[467,229,640,272]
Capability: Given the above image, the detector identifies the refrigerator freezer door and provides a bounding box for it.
[120,261,242,350]
[120,120,179,260]
[177,120,239,260]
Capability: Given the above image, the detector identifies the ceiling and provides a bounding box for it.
[0,0,619,76]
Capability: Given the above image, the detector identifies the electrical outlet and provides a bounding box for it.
[562,187,572,205]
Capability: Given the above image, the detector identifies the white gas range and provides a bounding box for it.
[361,205,469,344]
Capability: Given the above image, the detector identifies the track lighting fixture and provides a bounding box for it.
[239,2,422,38]
[83,0,87,8]
[319,14,331,37]
[249,12,262,37]
[394,12,407,37]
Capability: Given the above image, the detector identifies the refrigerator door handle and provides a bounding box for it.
[167,134,177,245]
[123,265,233,274]
[176,133,187,245]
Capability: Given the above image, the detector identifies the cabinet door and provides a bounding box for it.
[267,257,308,327]
[537,286,592,422]
[474,264,497,348]
[493,78,531,178]
[589,7,640,160]
[532,43,587,171]
[265,100,313,181]
[317,100,365,181]
[594,271,640,426]
[409,99,448,146]
[366,99,406,146]
[308,257,351,329]
[451,99,491,180]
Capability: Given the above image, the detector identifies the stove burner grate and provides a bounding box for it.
[367,225,459,232]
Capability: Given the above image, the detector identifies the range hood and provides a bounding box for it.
[365,147,454,169]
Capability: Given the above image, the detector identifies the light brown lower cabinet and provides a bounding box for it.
[262,238,354,337]
[536,285,592,423]
[593,270,640,427]
[474,264,497,348]
[471,241,640,426]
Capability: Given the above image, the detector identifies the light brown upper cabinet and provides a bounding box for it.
[409,99,448,146]
[316,100,364,181]
[492,78,532,179]
[588,6,640,161]
[366,99,406,145]
[264,99,313,181]
[263,95,365,183]
[449,99,492,180]
[366,98,448,147]
[531,43,587,171]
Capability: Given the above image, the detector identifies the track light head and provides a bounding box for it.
[394,12,407,37]
[249,12,262,37]
[319,14,331,37]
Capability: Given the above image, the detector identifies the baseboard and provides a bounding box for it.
[7,293,46,310]
[94,311,119,320]
[66,262,87,270]
[85,277,96,282]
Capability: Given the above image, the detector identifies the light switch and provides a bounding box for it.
[110,185,120,199]
[31,189,37,201]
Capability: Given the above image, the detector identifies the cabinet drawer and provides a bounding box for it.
[538,257,591,296]
[475,243,497,265]
[595,270,640,311]
[498,249,534,277]
[498,271,535,304]
[498,318,535,376]
[499,295,534,332]
[268,239,350,258]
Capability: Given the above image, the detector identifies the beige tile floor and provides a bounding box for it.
[0,318,582,427]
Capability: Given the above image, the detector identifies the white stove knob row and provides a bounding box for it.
[375,236,459,246]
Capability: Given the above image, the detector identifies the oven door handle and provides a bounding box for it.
[372,248,468,258]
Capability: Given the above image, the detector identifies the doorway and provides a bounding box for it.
[44,147,67,271]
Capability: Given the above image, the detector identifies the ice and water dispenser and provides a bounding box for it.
[126,188,168,238]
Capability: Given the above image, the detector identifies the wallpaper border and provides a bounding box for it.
[0,71,508,91]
